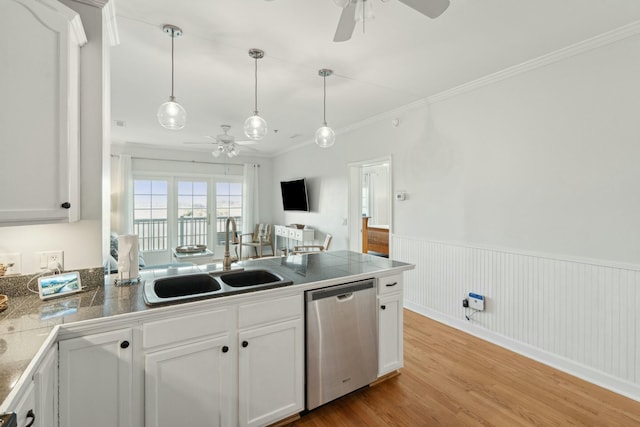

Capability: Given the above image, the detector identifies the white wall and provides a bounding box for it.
[0,1,105,274]
[275,32,640,399]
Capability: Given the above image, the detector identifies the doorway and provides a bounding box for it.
[348,157,392,255]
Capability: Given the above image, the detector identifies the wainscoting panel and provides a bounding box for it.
[392,235,639,399]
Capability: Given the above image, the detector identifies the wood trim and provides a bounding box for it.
[362,217,389,255]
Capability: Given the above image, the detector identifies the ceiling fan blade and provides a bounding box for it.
[236,140,258,146]
[183,142,213,145]
[397,0,450,18]
[333,1,357,42]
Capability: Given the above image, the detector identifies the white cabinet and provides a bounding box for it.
[12,381,35,427]
[0,0,86,224]
[238,318,303,427]
[59,328,137,427]
[145,336,233,427]
[143,295,304,427]
[274,225,314,253]
[34,346,58,427]
[377,274,404,376]
[143,307,234,427]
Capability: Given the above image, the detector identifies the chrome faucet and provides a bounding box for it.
[223,217,237,271]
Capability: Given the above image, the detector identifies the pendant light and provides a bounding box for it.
[315,69,335,148]
[244,48,268,140]
[157,25,187,130]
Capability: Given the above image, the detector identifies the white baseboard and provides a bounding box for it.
[404,301,640,403]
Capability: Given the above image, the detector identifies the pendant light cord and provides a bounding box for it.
[254,57,259,115]
[170,29,175,99]
[323,74,327,126]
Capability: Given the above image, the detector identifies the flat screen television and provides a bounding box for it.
[280,178,310,211]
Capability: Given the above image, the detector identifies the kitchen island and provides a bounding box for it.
[0,251,413,426]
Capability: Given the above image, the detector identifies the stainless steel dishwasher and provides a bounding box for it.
[306,279,378,410]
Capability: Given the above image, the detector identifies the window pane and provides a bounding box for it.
[193,195,207,208]
[134,180,151,194]
[133,179,168,251]
[177,181,192,195]
[229,196,242,207]
[177,181,208,247]
[152,195,167,209]
[216,182,230,195]
[151,180,168,194]
[134,194,150,209]
[229,183,242,195]
[193,182,207,195]
[178,195,192,209]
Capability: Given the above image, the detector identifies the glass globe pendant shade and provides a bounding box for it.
[228,143,240,158]
[244,113,268,140]
[211,144,225,157]
[315,124,335,148]
[157,96,187,130]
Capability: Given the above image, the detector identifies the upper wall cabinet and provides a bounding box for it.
[0,0,87,225]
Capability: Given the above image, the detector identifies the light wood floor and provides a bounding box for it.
[293,309,640,426]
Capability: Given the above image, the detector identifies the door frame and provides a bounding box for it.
[347,156,393,254]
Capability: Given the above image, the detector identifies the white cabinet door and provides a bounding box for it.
[145,335,234,427]
[13,381,35,427]
[378,293,404,376]
[238,318,304,427]
[0,0,84,224]
[34,346,58,427]
[59,328,135,427]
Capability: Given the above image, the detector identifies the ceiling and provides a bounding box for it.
[111,0,640,157]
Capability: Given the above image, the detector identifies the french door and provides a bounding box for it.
[133,175,242,265]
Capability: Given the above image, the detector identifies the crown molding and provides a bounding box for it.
[428,20,640,104]
[271,20,640,158]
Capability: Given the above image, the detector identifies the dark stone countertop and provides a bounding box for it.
[0,251,413,405]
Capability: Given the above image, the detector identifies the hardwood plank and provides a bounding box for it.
[292,309,640,426]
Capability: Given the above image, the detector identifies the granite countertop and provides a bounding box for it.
[0,250,412,405]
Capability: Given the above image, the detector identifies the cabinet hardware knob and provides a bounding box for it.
[222,346,229,353]
[385,282,398,287]
[61,202,71,209]
[381,305,386,310]
[25,409,35,427]
[120,341,130,349]
[242,340,249,348]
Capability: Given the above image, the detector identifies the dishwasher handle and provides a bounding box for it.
[306,279,374,302]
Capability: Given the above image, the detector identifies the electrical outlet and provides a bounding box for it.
[35,251,64,271]
[0,253,22,275]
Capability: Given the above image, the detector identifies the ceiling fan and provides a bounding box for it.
[184,125,257,158]
[332,0,450,42]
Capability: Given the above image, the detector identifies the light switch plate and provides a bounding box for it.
[0,253,22,276]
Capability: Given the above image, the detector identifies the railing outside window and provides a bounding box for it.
[134,216,243,251]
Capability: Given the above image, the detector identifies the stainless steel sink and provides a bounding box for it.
[143,268,293,305]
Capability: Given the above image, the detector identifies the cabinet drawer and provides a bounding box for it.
[239,294,302,329]
[377,274,403,296]
[143,308,232,349]
[288,229,297,238]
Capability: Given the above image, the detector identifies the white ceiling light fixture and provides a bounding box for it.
[315,69,335,148]
[157,24,187,130]
[243,48,268,141]
[202,125,245,158]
